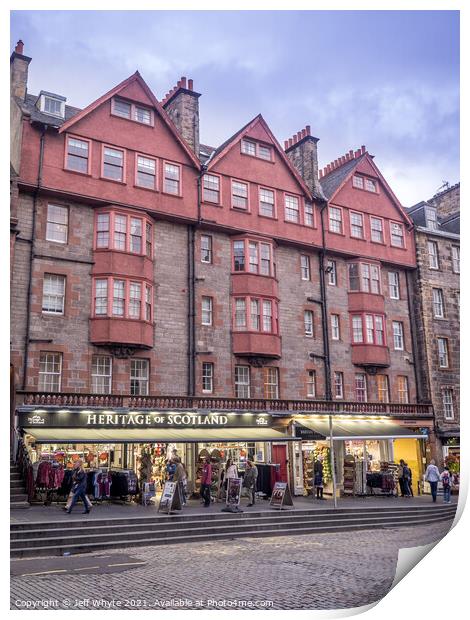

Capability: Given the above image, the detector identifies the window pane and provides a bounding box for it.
[263,367,279,399]
[42,274,65,314]
[91,355,112,394]
[201,235,212,263]
[259,188,275,217]
[46,205,68,243]
[232,181,248,209]
[95,279,108,315]
[233,241,245,271]
[251,299,260,330]
[329,207,342,233]
[38,352,62,392]
[202,362,213,392]
[113,99,131,118]
[235,298,246,329]
[130,359,149,395]
[285,195,300,223]
[129,282,141,319]
[134,106,151,124]
[235,366,250,398]
[263,300,273,332]
[112,280,125,316]
[241,140,256,156]
[164,163,180,194]
[258,145,271,160]
[96,213,110,248]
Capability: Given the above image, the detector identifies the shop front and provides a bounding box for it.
[291,416,429,497]
[17,408,295,504]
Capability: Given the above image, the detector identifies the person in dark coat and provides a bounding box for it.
[66,460,91,514]
[314,457,325,499]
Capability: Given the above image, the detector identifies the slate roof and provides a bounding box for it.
[406,203,460,236]
[439,213,460,235]
[199,143,216,164]
[19,93,81,127]
[319,155,365,200]
[204,117,256,165]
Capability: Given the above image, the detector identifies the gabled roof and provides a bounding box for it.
[406,202,460,235]
[320,151,413,227]
[206,114,313,199]
[58,72,200,168]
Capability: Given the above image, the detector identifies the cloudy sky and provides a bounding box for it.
[10,10,459,205]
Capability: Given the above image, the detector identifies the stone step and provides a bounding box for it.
[10,510,456,547]
[11,506,456,540]
[10,494,29,503]
[10,501,31,511]
[10,503,455,531]
[10,513,454,559]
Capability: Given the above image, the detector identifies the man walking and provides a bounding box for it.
[424,459,440,503]
[243,460,258,507]
[66,460,90,514]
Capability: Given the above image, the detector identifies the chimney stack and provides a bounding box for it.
[284,124,322,196]
[162,76,201,155]
[10,39,31,101]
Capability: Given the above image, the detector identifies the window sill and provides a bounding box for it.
[258,213,278,221]
[93,247,152,260]
[202,199,222,207]
[64,168,92,178]
[231,271,277,280]
[110,111,154,128]
[328,230,346,237]
[231,207,251,214]
[350,234,367,241]
[240,152,275,164]
[100,176,127,186]
[162,191,183,199]
[370,239,386,246]
[134,184,159,194]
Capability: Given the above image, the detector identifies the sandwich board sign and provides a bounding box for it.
[270,482,294,510]
[158,481,182,514]
[226,477,242,507]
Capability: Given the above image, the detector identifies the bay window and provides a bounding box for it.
[351,313,387,346]
[95,212,153,256]
[233,296,278,334]
[349,261,381,294]
[93,277,153,321]
[232,239,273,276]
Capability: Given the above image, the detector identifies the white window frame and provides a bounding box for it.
[42,274,66,315]
[350,211,364,238]
[130,359,149,396]
[307,370,316,398]
[331,314,340,340]
[263,367,279,399]
[437,338,449,368]
[428,240,439,270]
[38,352,62,392]
[393,321,404,350]
[352,175,364,189]
[425,207,438,230]
[259,187,275,218]
[329,206,343,234]
[334,371,344,399]
[201,235,213,263]
[355,373,367,402]
[91,355,112,394]
[442,389,454,420]
[285,194,300,223]
[452,245,460,273]
[235,365,250,398]
[390,221,405,248]
[370,217,384,243]
[388,271,400,299]
[304,310,314,337]
[202,296,213,326]
[300,255,311,280]
[202,362,214,393]
[203,174,220,204]
[433,288,445,318]
[46,204,68,244]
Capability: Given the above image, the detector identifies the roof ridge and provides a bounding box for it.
[320,146,366,179]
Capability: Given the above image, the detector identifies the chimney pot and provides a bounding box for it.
[355,149,361,158]
[181,77,187,88]
[284,140,289,150]
[288,138,293,147]
[293,135,298,144]
[15,40,24,55]
[341,156,346,164]
[297,131,302,141]
[319,169,323,178]
[361,145,366,154]
[306,125,311,135]
[349,150,354,158]
[301,128,307,138]
[345,153,350,161]
[188,78,193,90]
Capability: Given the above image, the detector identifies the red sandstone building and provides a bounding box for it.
[10,42,435,502]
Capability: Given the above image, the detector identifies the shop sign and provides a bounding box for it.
[226,478,242,507]
[158,481,182,514]
[295,425,325,440]
[270,482,294,510]
[19,410,274,429]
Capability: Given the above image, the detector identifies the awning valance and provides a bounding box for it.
[295,418,428,441]
[23,427,293,444]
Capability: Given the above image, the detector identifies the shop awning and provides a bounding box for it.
[295,418,428,441]
[22,427,294,444]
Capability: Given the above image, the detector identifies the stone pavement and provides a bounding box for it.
[10,518,453,610]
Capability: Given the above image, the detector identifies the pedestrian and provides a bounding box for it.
[397,459,406,497]
[424,459,440,503]
[172,458,186,505]
[313,456,325,500]
[200,457,212,507]
[224,458,238,489]
[402,462,412,497]
[243,460,258,507]
[440,465,452,504]
[166,458,176,481]
[66,460,91,514]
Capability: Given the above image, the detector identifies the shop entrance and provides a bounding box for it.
[272,444,288,482]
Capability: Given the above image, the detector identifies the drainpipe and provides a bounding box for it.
[22,124,46,390]
[187,164,207,396]
[405,269,424,402]
[318,201,332,400]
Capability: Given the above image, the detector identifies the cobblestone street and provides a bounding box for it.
[10,519,453,610]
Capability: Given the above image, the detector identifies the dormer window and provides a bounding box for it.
[425,207,438,230]
[37,91,66,119]
[111,97,153,126]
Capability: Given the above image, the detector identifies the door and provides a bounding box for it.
[272,444,288,483]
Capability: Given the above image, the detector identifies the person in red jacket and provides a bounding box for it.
[200,457,212,507]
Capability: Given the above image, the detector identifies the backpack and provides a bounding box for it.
[441,472,450,486]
